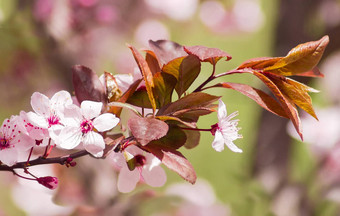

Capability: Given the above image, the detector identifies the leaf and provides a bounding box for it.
[176,55,201,97]
[108,102,142,117]
[103,134,125,157]
[156,115,197,128]
[211,82,288,118]
[128,116,169,146]
[104,72,123,102]
[126,86,153,108]
[184,45,232,65]
[108,79,142,116]
[252,71,303,139]
[148,124,187,149]
[145,50,161,75]
[266,73,318,119]
[149,40,187,65]
[153,72,177,107]
[128,45,157,113]
[158,92,220,116]
[237,57,283,70]
[183,129,200,149]
[295,67,324,78]
[162,56,185,80]
[140,144,196,184]
[72,65,107,104]
[172,107,217,123]
[264,35,329,76]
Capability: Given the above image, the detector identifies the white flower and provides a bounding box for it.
[26,91,73,141]
[110,145,167,193]
[211,99,242,153]
[0,115,34,166]
[56,101,120,157]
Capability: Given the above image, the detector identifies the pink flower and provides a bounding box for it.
[211,99,242,153]
[0,115,34,166]
[110,145,166,193]
[56,101,120,157]
[26,91,73,141]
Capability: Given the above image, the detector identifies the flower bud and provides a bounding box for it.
[37,176,58,190]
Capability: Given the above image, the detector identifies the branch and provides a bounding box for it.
[0,150,89,172]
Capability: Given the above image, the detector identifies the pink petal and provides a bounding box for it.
[0,148,18,166]
[142,165,167,187]
[83,131,105,157]
[56,127,82,149]
[15,133,35,151]
[211,130,225,152]
[217,99,227,120]
[26,111,49,129]
[93,113,120,132]
[117,167,139,193]
[50,90,73,109]
[224,139,242,153]
[81,101,102,119]
[31,92,51,117]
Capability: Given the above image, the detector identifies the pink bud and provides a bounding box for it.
[37,176,58,190]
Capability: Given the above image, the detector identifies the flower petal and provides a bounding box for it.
[211,130,225,152]
[26,111,49,129]
[93,113,120,132]
[50,90,73,109]
[142,165,167,187]
[31,92,51,117]
[117,167,139,193]
[217,99,227,120]
[83,131,105,157]
[0,148,18,166]
[56,127,82,150]
[81,101,102,119]
[224,139,243,153]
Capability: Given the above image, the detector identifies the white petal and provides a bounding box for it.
[31,92,51,117]
[93,113,120,132]
[0,148,18,166]
[142,165,167,187]
[83,131,105,157]
[56,127,82,149]
[117,167,139,193]
[211,130,225,152]
[217,99,227,120]
[81,101,102,119]
[224,139,243,153]
[48,124,64,141]
[50,90,73,109]
[26,111,49,129]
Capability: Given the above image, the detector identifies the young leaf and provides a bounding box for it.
[127,86,153,108]
[140,144,196,184]
[211,82,288,118]
[162,56,185,80]
[149,40,187,65]
[264,35,329,76]
[72,65,107,104]
[104,72,123,102]
[153,72,177,107]
[156,115,197,128]
[158,92,220,116]
[176,55,201,97]
[183,129,200,149]
[237,57,283,70]
[145,50,161,75]
[128,116,169,146]
[128,45,157,113]
[184,45,232,65]
[148,124,187,149]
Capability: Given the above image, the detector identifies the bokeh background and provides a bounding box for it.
[1,0,340,215]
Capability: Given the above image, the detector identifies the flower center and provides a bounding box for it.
[135,154,146,167]
[0,137,10,150]
[80,120,94,134]
[47,115,60,127]
[210,123,219,136]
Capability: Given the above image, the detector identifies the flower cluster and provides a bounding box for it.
[0,36,328,194]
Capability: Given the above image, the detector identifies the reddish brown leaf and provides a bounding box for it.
[126,86,153,108]
[128,45,157,113]
[156,115,197,128]
[162,56,185,80]
[148,124,187,149]
[149,40,187,65]
[237,57,282,70]
[104,72,122,102]
[140,144,196,184]
[158,92,220,116]
[184,45,232,64]
[72,65,107,104]
[295,67,324,78]
[211,82,288,118]
[183,129,200,149]
[153,72,177,107]
[128,116,169,146]
[264,35,329,76]
[176,55,201,97]
[145,50,161,75]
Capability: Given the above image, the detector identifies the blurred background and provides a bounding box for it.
[1,0,340,215]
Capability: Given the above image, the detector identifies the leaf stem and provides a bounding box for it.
[179,127,211,132]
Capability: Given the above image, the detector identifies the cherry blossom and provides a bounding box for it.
[210,99,242,153]
[0,115,34,166]
[110,145,166,193]
[26,90,73,141]
[56,101,120,157]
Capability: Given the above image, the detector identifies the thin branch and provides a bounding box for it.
[0,150,89,172]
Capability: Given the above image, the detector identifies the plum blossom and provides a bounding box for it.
[26,91,73,141]
[110,145,166,193]
[0,115,34,166]
[56,101,120,157]
[211,99,242,153]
